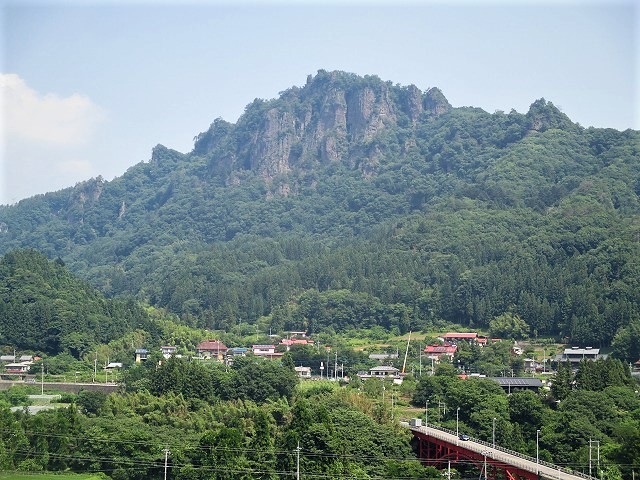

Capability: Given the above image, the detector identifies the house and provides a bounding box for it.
[286,330,308,338]
[229,347,249,356]
[160,346,177,358]
[295,366,312,378]
[280,338,311,351]
[105,362,123,370]
[558,347,601,364]
[225,347,248,365]
[135,349,148,363]
[196,340,228,360]
[489,377,543,393]
[357,365,400,380]
[424,343,457,363]
[523,358,538,373]
[5,362,32,374]
[252,345,282,359]
[0,355,16,363]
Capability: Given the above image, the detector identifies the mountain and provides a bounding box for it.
[1,70,639,352]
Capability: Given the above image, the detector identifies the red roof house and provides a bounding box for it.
[424,343,457,363]
[197,340,228,359]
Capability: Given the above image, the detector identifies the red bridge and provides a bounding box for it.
[407,423,596,480]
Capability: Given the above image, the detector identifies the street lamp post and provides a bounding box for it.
[536,429,540,474]
[492,417,496,448]
[456,407,460,437]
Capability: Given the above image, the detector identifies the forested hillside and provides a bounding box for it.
[1,70,639,353]
[0,249,160,356]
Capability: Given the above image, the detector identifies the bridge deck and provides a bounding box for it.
[408,423,596,480]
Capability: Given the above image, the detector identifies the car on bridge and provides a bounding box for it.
[459,434,470,441]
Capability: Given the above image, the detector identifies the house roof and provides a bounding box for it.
[135,349,148,354]
[253,344,276,349]
[425,345,457,354]
[489,377,543,388]
[370,366,400,372]
[281,339,310,346]
[443,332,478,339]
[197,340,228,351]
[369,353,399,360]
[563,347,600,355]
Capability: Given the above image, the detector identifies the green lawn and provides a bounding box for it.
[0,473,106,480]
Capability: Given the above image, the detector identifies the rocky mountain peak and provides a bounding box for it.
[194,71,452,190]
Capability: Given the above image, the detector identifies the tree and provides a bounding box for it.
[489,312,529,339]
[551,361,573,401]
[76,390,107,416]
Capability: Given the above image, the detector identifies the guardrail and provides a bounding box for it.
[409,422,597,480]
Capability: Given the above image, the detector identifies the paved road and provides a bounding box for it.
[10,404,58,414]
[409,424,595,480]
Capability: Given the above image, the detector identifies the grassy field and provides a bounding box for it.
[0,473,106,480]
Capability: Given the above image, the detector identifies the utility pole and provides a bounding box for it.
[536,429,540,475]
[492,417,496,449]
[296,442,301,480]
[391,390,394,419]
[334,351,337,381]
[163,448,169,480]
[482,451,488,480]
[41,363,44,395]
[589,439,600,479]
[425,400,429,425]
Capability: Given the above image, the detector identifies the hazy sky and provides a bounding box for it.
[1,0,638,205]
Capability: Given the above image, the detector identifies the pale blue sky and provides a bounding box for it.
[1,0,638,205]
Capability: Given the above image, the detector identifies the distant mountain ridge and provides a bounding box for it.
[1,70,639,350]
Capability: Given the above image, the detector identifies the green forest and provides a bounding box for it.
[0,71,639,479]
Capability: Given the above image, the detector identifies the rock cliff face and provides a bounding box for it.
[194,70,452,191]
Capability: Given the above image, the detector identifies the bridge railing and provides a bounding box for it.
[416,422,597,480]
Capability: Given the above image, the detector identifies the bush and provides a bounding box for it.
[77,390,107,415]
[59,392,77,403]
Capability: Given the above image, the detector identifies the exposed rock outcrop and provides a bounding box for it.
[193,70,454,194]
